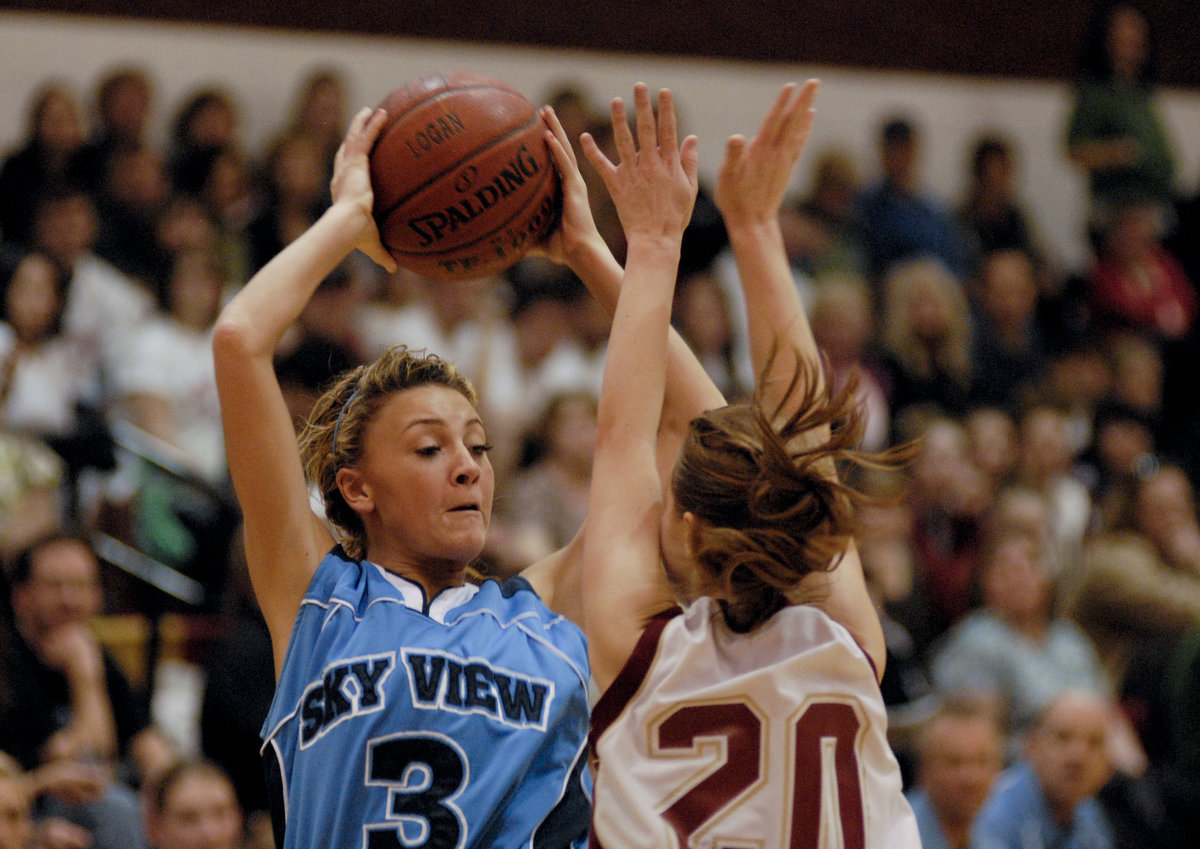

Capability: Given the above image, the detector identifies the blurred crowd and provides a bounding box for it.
[1,1,1199,847]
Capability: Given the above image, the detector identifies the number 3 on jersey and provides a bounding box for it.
[655,698,867,849]
[364,732,468,849]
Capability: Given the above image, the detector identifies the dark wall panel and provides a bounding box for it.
[2,0,1197,87]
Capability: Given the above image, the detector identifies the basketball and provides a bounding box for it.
[369,72,561,281]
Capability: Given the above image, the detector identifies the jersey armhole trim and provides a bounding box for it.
[589,607,681,747]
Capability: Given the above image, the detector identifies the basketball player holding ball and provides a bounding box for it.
[211,82,716,849]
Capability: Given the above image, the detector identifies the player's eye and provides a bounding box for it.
[471,443,494,457]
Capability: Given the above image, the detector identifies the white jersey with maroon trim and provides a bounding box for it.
[589,598,921,849]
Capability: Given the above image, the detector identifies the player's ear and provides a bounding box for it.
[336,466,374,516]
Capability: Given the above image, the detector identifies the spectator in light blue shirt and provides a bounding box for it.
[906,697,1004,849]
[974,690,1115,849]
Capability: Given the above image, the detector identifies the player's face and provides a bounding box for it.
[353,384,494,570]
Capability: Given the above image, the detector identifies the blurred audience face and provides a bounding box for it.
[987,486,1051,552]
[1093,415,1154,481]
[0,775,31,849]
[1109,334,1163,414]
[11,538,103,639]
[100,70,153,142]
[980,535,1050,625]
[674,272,733,359]
[545,393,597,475]
[1106,4,1149,78]
[32,86,84,156]
[150,769,243,849]
[296,73,346,144]
[965,408,1019,488]
[168,250,226,330]
[1018,407,1073,484]
[917,710,1003,832]
[1025,691,1113,824]
[34,192,98,268]
[910,419,986,515]
[4,252,61,344]
[1134,467,1199,551]
[977,250,1038,332]
[810,277,874,366]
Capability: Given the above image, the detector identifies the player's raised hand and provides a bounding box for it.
[331,106,398,272]
[715,79,818,228]
[535,104,605,267]
[582,83,699,245]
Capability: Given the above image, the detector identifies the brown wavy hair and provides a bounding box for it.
[297,345,477,561]
[671,355,909,632]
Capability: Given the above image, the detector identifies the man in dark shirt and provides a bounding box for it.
[1,531,173,849]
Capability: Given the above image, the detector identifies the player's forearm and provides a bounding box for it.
[728,218,824,408]
[595,236,680,443]
[214,201,368,361]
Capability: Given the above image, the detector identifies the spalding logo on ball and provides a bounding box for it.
[370,71,562,282]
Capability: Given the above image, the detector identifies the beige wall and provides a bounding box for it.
[3,11,1199,272]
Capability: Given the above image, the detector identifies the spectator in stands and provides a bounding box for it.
[781,147,868,281]
[0,83,86,247]
[931,532,1111,741]
[245,130,329,274]
[1065,532,1200,704]
[809,273,890,451]
[903,416,988,644]
[974,690,1116,849]
[1086,199,1196,343]
[957,133,1044,272]
[1077,400,1157,532]
[1033,341,1113,459]
[502,272,598,446]
[855,115,968,281]
[1014,403,1094,567]
[877,256,974,426]
[964,407,1020,498]
[1127,464,1200,578]
[171,145,257,289]
[30,182,154,374]
[671,268,747,401]
[71,66,156,199]
[906,699,1004,849]
[92,143,172,287]
[0,753,34,849]
[0,532,175,849]
[967,248,1047,412]
[0,751,98,849]
[199,534,273,833]
[1066,0,1177,228]
[144,760,244,849]
[0,245,111,481]
[166,88,241,193]
[490,389,597,574]
[282,67,349,182]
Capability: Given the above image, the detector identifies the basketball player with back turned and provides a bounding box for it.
[569,80,922,848]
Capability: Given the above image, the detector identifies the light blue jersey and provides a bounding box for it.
[262,547,592,849]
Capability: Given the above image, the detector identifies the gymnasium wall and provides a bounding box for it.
[2,10,1198,272]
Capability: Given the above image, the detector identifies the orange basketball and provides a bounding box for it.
[369,72,561,281]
